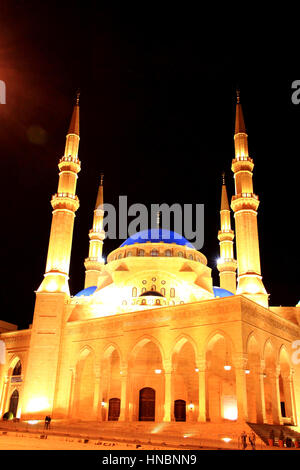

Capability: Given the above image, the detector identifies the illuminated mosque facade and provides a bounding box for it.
[1,92,300,429]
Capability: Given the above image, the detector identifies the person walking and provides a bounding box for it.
[241,431,247,450]
[249,432,256,450]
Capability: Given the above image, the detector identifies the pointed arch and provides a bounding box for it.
[204,329,236,355]
[129,335,165,363]
[102,342,123,364]
[74,345,96,419]
[171,334,199,360]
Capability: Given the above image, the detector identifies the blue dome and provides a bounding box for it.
[213,287,234,298]
[74,286,97,297]
[120,229,194,249]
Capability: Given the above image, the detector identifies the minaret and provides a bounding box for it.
[84,174,105,288]
[21,95,81,419]
[217,173,237,293]
[231,90,269,307]
[38,92,81,293]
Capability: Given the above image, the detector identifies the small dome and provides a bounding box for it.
[120,228,194,249]
[74,286,97,297]
[140,290,164,297]
[213,287,234,298]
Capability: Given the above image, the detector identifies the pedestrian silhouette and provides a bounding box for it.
[44,415,51,430]
[249,432,256,450]
[241,431,247,450]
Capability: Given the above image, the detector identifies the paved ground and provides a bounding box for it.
[0,433,174,450]
[0,419,296,451]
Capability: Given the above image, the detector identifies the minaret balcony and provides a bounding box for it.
[58,155,81,173]
[51,193,80,212]
[218,230,235,242]
[231,193,260,213]
[217,258,238,273]
[84,257,104,271]
[231,157,254,173]
[89,229,105,241]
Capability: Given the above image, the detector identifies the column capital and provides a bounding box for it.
[195,358,207,372]
[233,353,248,370]
[163,360,173,374]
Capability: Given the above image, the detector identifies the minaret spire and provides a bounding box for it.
[217,173,237,294]
[22,96,82,419]
[231,90,269,307]
[84,174,105,288]
[39,95,81,293]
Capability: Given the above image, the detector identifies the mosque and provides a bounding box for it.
[0,91,300,432]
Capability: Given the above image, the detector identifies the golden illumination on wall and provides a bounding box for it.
[222,396,238,421]
[26,397,50,413]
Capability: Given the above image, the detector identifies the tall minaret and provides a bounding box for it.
[231,90,269,307]
[84,174,105,288]
[38,92,81,294]
[217,173,237,293]
[21,95,81,419]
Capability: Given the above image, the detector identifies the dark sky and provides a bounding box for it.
[0,2,299,329]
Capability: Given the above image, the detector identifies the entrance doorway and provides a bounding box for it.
[108,398,121,421]
[174,399,186,421]
[139,387,155,421]
[9,389,19,417]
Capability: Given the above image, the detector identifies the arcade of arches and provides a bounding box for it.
[65,333,297,425]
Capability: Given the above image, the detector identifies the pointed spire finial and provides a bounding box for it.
[235,88,246,135]
[76,89,80,106]
[222,171,226,185]
[100,173,104,186]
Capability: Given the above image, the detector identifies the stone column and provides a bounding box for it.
[163,360,172,422]
[197,359,207,422]
[234,355,248,422]
[68,368,76,418]
[0,377,9,417]
[269,366,283,425]
[282,369,296,425]
[93,366,102,420]
[119,365,128,422]
[255,361,266,424]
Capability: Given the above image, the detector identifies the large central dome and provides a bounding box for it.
[120,228,195,249]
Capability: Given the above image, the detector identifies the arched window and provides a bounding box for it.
[170,288,175,298]
[122,300,127,306]
[142,287,146,293]
[118,253,122,259]
[151,249,158,257]
[165,249,171,257]
[160,288,166,296]
[127,251,132,257]
[12,360,21,376]
[188,254,193,260]
[141,299,146,305]
[155,299,161,305]
[138,249,145,257]
[177,251,183,257]
[151,285,156,291]
[132,287,137,297]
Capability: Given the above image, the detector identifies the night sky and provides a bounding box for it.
[0,2,299,329]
